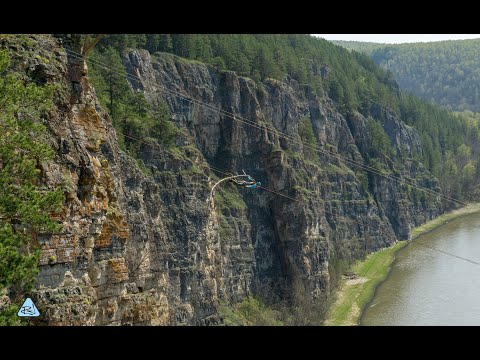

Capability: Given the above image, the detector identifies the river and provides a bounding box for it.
[361,213,480,326]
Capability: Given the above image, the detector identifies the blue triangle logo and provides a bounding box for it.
[17,298,40,317]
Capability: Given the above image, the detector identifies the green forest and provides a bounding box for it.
[86,34,480,204]
[333,39,480,112]
[1,34,480,327]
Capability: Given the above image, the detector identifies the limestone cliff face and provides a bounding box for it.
[122,49,441,302]
[1,35,441,325]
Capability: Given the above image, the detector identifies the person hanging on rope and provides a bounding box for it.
[240,170,261,189]
[230,175,261,189]
[232,175,254,185]
[231,170,256,186]
[245,181,261,189]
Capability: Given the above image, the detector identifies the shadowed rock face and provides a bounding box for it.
[1,35,441,325]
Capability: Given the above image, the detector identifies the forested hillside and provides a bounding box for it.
[333,38,480,112]
[2,34,480,326]
[92,34,400,113]
[88,34,480,203]
[330,40,384,54]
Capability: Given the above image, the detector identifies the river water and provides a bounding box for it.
[361,213,480,326]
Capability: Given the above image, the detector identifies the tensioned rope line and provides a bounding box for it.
[209,153,480,322]
[65,48,466,207]
[64,48,480,320]
[122,130,480,315]
[143,126,478,320]
[60,50,480,274]
[5,94,348,209]
[75,49,463,207]
[121,131,373,239]
[210,174,253,197]
[208,165,346,203]
[81,51,466,206]
[5,47,475,322]
[415,242,480,266]
[67,49,466,208]
[331,234,480,323]
[67,47,478,287]
[209,165,298,202]
[122,129,370,206]
[123,132,337,206]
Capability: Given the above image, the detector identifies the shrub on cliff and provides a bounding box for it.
[88,47,178,157]
[0,50,64,325]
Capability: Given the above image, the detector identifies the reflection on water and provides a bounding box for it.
[361,213,480,326]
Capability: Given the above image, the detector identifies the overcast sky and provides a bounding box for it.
[312,34,480,44]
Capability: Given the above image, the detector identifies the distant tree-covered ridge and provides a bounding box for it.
[333,38,480,112]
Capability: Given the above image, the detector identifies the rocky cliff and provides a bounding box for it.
[1,35,441,325]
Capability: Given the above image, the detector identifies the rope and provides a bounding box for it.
[330,228,480,324]
[210,174,252,196]
[61,47,480,323]
[64,48,466,207]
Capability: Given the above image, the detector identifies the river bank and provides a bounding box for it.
[411,203,480,239]
[324,203,480,326]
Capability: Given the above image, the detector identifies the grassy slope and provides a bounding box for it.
[324,241,407,326]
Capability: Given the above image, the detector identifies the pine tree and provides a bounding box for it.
[89,34,480,203]
[0,50,64,325]
[158,34,173,52]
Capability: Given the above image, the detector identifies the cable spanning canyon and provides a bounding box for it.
[1,34,479,326]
